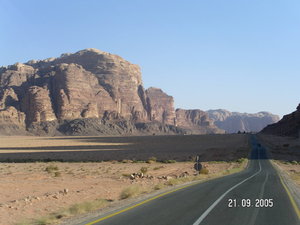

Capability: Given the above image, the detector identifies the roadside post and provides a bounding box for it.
[194,155,202,173]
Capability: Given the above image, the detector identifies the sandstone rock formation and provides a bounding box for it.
[0,87,27,135]
[207,109,280,133]
[0,48,221,136]
[261,104,300,137]
[175,109,224,134]
[146,87,175,125]
[22,86,56,125]
[31,48,149,121]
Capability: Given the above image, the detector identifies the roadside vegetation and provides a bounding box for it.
[16,199,109,225]
[13,157,248,225]
[272,160,300,186]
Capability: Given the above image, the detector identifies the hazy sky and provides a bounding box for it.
[1,0,299,118]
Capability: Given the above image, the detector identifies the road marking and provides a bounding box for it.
[85,180,204,225]
[279,175,300,219]
[269,159,300,220]
[192,160,262,225]
[248,172,269,225]
[85,158,249,225]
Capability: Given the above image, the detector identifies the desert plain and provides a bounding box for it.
[0,134,254,225]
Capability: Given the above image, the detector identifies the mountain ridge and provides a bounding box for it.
[0,48,223,136]
[206,109,280,133]
[0,48,280,136]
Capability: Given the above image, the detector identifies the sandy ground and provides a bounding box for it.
[0,134,249,162]
[272,161,300,186]
[0,161,246,225]
[0,134,250,225]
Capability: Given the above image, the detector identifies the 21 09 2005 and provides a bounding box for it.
[228,199,274,208]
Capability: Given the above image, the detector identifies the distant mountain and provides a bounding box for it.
[261,104,300,137]
[175,109,224,134]
[207,109,280,133]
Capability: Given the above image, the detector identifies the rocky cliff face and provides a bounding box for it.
[261,104,300,137]
[207,109,280,133]
[0,48,220,136]
[175,109,224,134]
[146,87,175,125]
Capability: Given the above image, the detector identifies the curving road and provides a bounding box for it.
[78,135,299,225]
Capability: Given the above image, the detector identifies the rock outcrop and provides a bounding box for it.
[0,87,27,135]
[31,48,149,121]
[0,48,221,136]
[0,106,27,135]
[207,109,280,133]
[175,109,224,134]
[261,104,300,137]
[22,86,56,125]
[146,87,175,125]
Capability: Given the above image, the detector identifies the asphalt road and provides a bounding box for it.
[80,135,299,225]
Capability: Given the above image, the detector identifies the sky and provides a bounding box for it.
[1,0,299,118]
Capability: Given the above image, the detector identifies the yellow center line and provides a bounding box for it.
[85,180,202,225]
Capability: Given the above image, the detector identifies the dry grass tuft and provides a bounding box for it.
[199,168,209,175]
[120,185,141,199]
[45,165,58,173]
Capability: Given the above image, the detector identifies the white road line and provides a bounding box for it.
[192,160,262,225]
[248,172,269,225]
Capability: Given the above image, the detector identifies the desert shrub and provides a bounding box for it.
[199,168,209,175]
[68,199,107,215]
[291,160,298,165]
[45,165,58,173]
[236,158,246,164]
[120,185,140,199]
[54,171,61,177]
[147,157,157,163]
[162,160,177,163]
[122,173,131,178]
[166,178,179,186]
[154,183,165,190]
[132,160,146,163]
[140,167,148,174]
[17,199,108,225]
[153,166,163,170]
[121,159,132,163]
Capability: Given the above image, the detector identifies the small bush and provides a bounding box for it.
[132,160,146,163]
[121,159,132,163]
[140,167,148,174]
[120,185,140,199]
[154,183,165,190]
[147,157,157,163]
[162,160,177,164]
[199,168,209,175]
[45,165,58,173]
[122,173,131,178]
[236,158,246,164]
[291,160,298,165]
[17,199,108,225]
[68,199,107,215]
[54,171,61,177]
[35,218,51,225]
[153,166,163,170]
[166,178,180,186]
